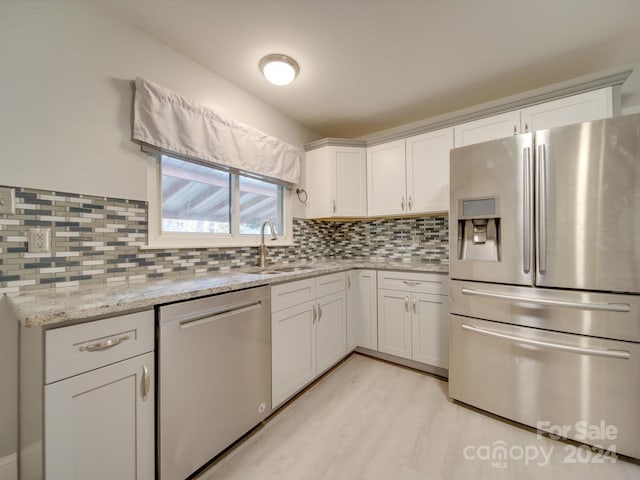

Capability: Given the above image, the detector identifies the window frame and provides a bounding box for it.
[144,152,294,249]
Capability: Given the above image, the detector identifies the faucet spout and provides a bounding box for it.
[258,220,277,268]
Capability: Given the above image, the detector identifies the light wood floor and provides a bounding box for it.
[199,354,640,480]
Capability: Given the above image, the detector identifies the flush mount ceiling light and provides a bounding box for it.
[259,54,300,86]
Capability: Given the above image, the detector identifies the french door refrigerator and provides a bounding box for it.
[448,113,640,459]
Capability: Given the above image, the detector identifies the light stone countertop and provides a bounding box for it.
[7,259,448,328]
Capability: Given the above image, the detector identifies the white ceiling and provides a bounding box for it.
[101,0,640,138]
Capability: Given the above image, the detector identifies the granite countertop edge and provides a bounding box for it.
[6,259,449,328]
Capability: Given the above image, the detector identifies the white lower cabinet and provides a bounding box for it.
[35,310,155,480]
[411,292,449,368]
[346,270,378,351]
[377,289,412,359]
[271,273,347,408]
[271,302,317,407]
[45,353,154,480]
[376,271,449,369]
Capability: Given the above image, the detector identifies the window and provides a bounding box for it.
[153,155,288,246]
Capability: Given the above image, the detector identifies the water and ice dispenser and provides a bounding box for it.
[456,197,501,262]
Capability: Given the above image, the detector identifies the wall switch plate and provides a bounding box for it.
[0,187,15,214]
[29,228,51,253]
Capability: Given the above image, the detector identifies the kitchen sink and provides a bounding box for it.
[271,266,315,273]
[256,265,316,274]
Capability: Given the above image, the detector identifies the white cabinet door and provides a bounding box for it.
[272,301,317,408]
[377,289,412,360]
[411,293,449,369]
[367,139,407,216]
[316,291,347,375]
[406,128,454,213]
[520,87,612,133]
[305,147,333,218]
[305,146,366,218]
[346,271,358,352]
[349,270,378,350]
[44,352,154,480]
[454,110,520,147]
[335,148,367,217]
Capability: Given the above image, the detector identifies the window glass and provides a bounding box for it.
[159,155,285,238]
[161,156,231,233]
[238,176,283,234]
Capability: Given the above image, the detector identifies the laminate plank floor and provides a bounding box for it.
[199,354,640,480]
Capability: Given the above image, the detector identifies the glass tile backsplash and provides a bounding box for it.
[0,186,448,293]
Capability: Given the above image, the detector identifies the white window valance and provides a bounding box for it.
[132,77,301,185]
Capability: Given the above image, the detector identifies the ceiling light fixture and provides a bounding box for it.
[259,54,300,86]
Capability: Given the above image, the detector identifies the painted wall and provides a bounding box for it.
[0,2,319,207]
[0,300,17,477]
[0,2,319,473]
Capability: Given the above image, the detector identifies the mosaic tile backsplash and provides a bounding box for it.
[0,186,448,293]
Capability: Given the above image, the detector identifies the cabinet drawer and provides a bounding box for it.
[316,272,346,298]
[45,310,154,384]
[271,278,316,313]
[377,271,449,295]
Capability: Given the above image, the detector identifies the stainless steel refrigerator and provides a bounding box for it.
[449,113,640,459]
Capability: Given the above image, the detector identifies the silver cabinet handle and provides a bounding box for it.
[513,125,518,135]
[408,196,412,211]
[523,147,531,274]
[79,334,131,352]
[312,304,317,324]
[347,275,352,289]
[461,324,630,360]
[412,297,417,314]
[318,303,323,320]
[537,144,547,274]
[332,199,336,214]
[402,280,420,287]
[524,122,529,133]
[401,196,405,211]
[404,296,409,312]
[461,288,630,312]
[142,364,151,401]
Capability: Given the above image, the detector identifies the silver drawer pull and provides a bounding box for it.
[461,324,630,360]
[461,288,630,313]
[79,334,131,352]
[402,280,420,287]
[142,364,151,401]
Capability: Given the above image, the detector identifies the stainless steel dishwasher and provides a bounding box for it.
[158,286,272,480]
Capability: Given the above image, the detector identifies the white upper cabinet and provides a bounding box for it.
[519,88,613,133]
[366,139,406,216]
[306,146,366,218]
[367,130,453,216]
[454,87,614,148]
[453,111,520,148]
[406,128,454,213]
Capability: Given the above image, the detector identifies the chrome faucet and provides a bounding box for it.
[258,220,277,268]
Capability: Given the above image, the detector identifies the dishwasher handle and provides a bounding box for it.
[179,301,263,329]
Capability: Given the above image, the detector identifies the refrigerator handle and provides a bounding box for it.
[537,144,547,273]
[461,324,630,360]
[461,287,631,312]
[523,147,531,274]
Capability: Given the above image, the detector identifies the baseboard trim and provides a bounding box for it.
[0,453,17,480]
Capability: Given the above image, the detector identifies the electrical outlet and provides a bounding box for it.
[0,187,15,214]
[411,234,420,247]
[29,228,51,253]
[364,233,371,245]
